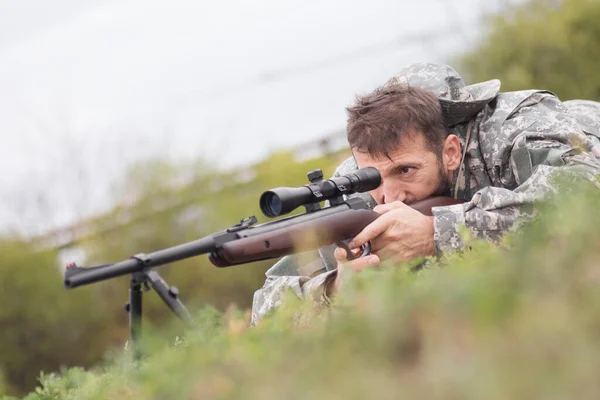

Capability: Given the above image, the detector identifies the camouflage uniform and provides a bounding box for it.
[251,63,600,325]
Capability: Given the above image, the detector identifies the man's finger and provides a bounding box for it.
[334,247,349,263]
[348,217,391,249]
[334,247,362,261]
[343,254,381,272]
[331,252,381,294]
[335,247,380,271]
[369,236,388,253]
[373,201,408,214]
[372,244,398,262]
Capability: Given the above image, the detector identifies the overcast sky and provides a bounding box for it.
[0,0,519,235]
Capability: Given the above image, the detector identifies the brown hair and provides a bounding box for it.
[346,83,448,159]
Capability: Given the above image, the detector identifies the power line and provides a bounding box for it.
[171,20,481,107]
[254,23,476,84]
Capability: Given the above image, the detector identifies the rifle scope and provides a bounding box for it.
[259,167,381,217]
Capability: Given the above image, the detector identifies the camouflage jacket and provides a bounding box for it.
[251,63,600,325]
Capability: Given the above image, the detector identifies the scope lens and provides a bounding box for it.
[261,192,282,217]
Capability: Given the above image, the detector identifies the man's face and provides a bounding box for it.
[353,132,452,205]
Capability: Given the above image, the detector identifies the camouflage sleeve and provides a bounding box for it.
[434,160,600,253]
[433,165,565,252]
[249,158,363,325]
[433,95,600,253]
[250,270,336,325]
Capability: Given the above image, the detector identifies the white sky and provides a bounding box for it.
[0,0,518,235]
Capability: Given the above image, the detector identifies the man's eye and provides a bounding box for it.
[399,167,414,175]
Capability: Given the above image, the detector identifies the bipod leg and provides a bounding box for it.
[146,270,197,330]
[126,271,145,361]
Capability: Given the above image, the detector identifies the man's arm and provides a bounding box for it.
[251,269,336,325]
[433,93,600,253]
[250,245,381,324]
[250,247,341,325]
[250,158,370,324]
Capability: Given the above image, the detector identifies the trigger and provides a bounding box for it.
[360,241,372,257]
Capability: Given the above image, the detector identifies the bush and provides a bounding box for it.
[11,179,600,399]
[461,0,600,101]
[0,241,114,397]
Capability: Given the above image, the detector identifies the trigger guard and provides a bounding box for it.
[335,240,372,261]
[359,241,372,257]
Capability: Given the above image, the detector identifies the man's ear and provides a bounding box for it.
[443,134,461,172]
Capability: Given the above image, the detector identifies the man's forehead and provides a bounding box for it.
[353,147,427,170]
[352,133,429,164]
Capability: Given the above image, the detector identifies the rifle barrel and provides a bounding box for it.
[65,236,217,288]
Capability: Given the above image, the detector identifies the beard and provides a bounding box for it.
[431,162,453,198]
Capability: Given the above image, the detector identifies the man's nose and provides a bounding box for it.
[371,185,407,204]
[370,187,385,205]
[383,188,406,204]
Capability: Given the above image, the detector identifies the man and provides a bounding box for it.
[251,63,600,324]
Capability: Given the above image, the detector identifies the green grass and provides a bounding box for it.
[8,182,600,400]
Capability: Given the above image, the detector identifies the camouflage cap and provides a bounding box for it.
[391,63,501,127]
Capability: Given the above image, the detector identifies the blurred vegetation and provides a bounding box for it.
[460,0,600,101]
[0,240,115,395]
[80,149,349,315]
[7,173,600,399]
[0,149,348,397]
[3,0,600,396]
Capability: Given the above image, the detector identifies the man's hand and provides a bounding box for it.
[326,201,435,296]
[328,247,380,295]
[348,201,435,263]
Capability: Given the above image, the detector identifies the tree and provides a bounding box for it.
[77,150,349,325]
[460,0,600,101]
[0,239,115,396]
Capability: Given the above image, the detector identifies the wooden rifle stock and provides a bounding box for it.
[209,196,464,267]
[409,196,465,216]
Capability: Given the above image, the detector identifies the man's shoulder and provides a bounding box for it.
[486,89,600,134]
[563,100,600,137]
[479,89,567,135]
[489,89,554,116]
[332,156,358,176]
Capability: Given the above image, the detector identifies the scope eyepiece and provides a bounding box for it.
[259,167,381,217]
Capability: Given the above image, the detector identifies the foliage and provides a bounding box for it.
[460,0,600,101]
[8,0,600,395]
[9,178,600,399]
[0,150,348,396]
[79,150,349,318]
[0,240,114,396]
